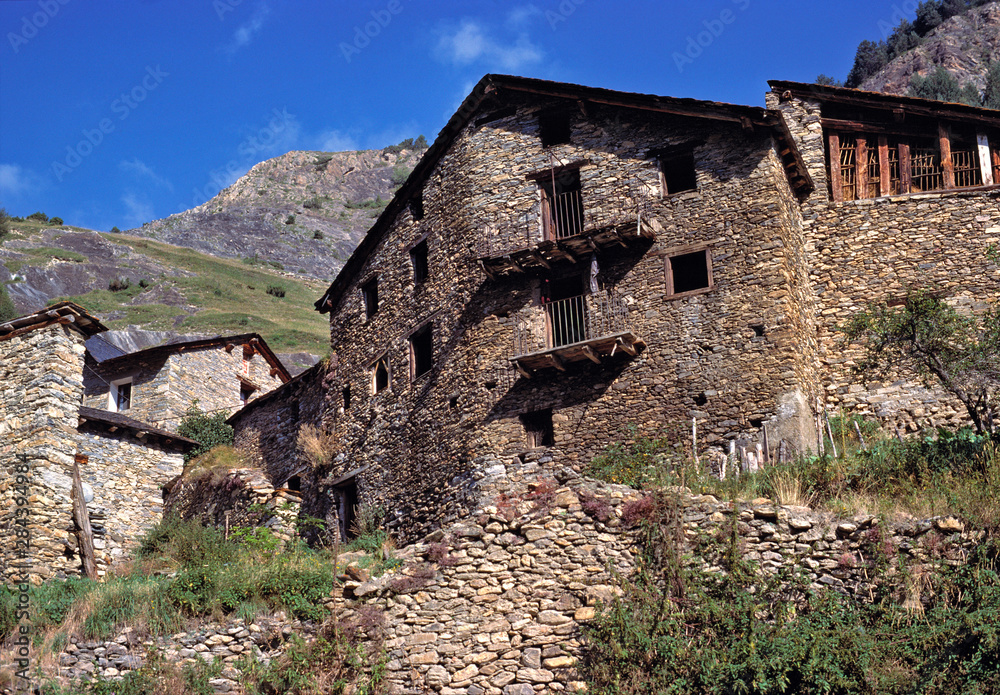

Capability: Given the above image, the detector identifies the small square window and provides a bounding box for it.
[409,323,433,380]
[371,355,390,394]
[111,378,132,412]
[342,385,351,411]
[520,409,554,448]
[665,248,713,296]
[539,111,571,147]
[410,239,429,284]
[361,278,379,319]
[659,150,698,195]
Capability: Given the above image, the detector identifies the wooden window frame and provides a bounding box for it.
[664,246,714,299]
[109,377,133,412]
[409,237,429,285]
[370,353,390,394]
[361,277,379,320]
[658,149,698,196]
[408,322,434,381]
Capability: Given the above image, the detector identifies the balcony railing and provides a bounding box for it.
[477,182,654,265]
[510,290,642,374]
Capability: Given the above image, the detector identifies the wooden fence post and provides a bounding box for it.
[72,455,98,580]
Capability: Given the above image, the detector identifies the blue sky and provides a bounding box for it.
[1,0,917,232]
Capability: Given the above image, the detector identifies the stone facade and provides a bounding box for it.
[83,334,289,433]
[0,303,105,581]
[768,81,1000,429]
[76,409,191,574]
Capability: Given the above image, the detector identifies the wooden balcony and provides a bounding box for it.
[510,291,645,377]
[477,185,655,279]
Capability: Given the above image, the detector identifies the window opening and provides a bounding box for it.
[289,400,300,423]
[543,274,588,347]
[666,249,712,296]
[410,239,429,284]
[521,409,554,448]
[409,323,433,379]
[284,475,301,492]
[361,278,379,319]
[410,192,424,220]
[539,111,571,147]
[372,355,390,393]
[343,385,351,411]
[111,379,132,412]
[659,149,697,195]
[240,382,256,406]
[540,168,584,240]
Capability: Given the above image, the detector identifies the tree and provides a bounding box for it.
[177,404,235,462]
[845,40,888,88]
[49,217,64,226]
[413,134,428,149]
[0,208,10,243]
[843,289,1000,435]
[0,284,17,322]
[982,61,1000,110]
[27,211,48,223]
[914,0,944,34]
[908,66,980,106]
[815,74,843,87]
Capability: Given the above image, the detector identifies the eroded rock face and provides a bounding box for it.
[860,3,1000,96]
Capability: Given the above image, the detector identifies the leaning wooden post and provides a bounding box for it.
[762,422,771,465]
[825,410,838,459]
[72,454,98,580]
[853,420,867,450]
[815,398,825,456]
[692,418,699,470]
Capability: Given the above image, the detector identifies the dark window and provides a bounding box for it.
[343,385,351,410]
[521,409,554,448]
[240,382,255,405]
[114,381,132,411]
[410,239,429,284]
[666,249,712,296]
[290,400,300,423]
[540,168,584,239]
[410,192,424,220]
[285,475,301,492]
[372,355,389,393]
[361,278,378,319]
[539,111,571,147]
[660,150,698,195]
[409,323,433,379]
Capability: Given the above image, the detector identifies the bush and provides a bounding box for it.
[49,216,64,226]
[177,405,234,462]
[109,226,122,234]
[27,211,48,223]
[0,284,17,322]
[302,197,323,210]
[390,165,411,186]
[108,277,131,292]
[0,207,10,241]
[266,285,286,298]
[285,214,296,225]
[312,230,324,240]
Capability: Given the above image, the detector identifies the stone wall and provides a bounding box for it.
[76,427,184,574]
[318,95,817,544]
[230,362,326,488]
[768,88,1000,430]
[0,323,87,581]
[84,342,285,433]
[41,454,984,694]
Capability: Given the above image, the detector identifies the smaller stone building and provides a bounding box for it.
[83,333,291,434]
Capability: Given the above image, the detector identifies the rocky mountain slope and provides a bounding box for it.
[130,147,423,281]
[860,2,1000,96]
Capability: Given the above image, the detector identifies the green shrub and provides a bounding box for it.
[177,405,234,462]
[109,226,122,234]
[285,214,296,225]
[27,211,48,222]
[390,165,411,186]
[266,285,286,298]
[303,197,323,210]
[0,284,17,322]
[108,277,131,292]
[312,230,324,240]
[49,217,64,226]
[0,207,10,241]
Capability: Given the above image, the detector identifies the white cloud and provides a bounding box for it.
[435,17,543,72]
[0,163,44,198]
[121,192,155,228]
[120,158,173,191]
[222,2,271,56]
[316,130,359,153]
[506,5,542,29]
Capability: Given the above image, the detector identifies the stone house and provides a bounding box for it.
[227,75,1000,544]
[83,333,291,434]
